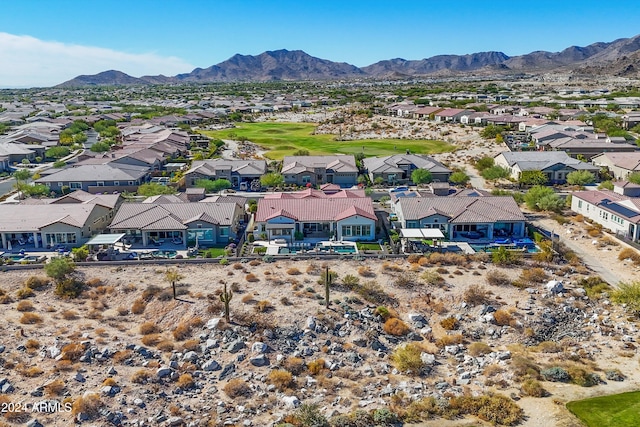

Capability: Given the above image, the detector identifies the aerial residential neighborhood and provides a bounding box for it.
[2,2,640,426]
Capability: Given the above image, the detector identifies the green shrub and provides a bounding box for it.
[372,408,399,425]
[541,367,570,382]
[391,343,425,374]
[611,281,640,315]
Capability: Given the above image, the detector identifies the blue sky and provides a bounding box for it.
[1,0,639,87]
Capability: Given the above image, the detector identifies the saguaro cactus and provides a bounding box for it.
[325,266,331,309]
[220,282,233,323]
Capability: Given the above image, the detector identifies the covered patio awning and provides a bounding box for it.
[400,228,445,239]
[85,233,126,246]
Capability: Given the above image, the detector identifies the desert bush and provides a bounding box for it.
[293,404,329,427]
[245,273,259,282]
[19,312,42,324]
[131,369,152,384]
[493,309,513,326]
[491,246,521,265]
[435,334,463,348]
[417,256,431,266]
[44,379,65,396]
[183,339,200,352]
[449,394,524,426]
[510,357,541,382]
[341,274,360,289]
[24,275,49,290]
[519,267,548,284]
[71,393,103,419]
[55,278,84,298]
[255,300,273,313]
[223,378,251,398]
[267,369,294,391]
[307,359,327,376]
[283,357,306,375]
[357,266,375,277]
[534,341,562,353]
[172,322,192,341]
[24,338,40,351]
[16,300,34,312]
[20,365,44,377]
[463,284,492,306]
[611,281,640,315]
[372,408,399,425]
[157,341,174,352]
[394,273,417,289]
[605,369,625,381]
[421,270,445,286]
[141,285,162,301]
[383,318,410,335]
[567,366,600,387]
[374,306,392,320]
[485,270,511,287]
[439,317,459,331]
[541,366,570,382]
[60,343,85,362]
[407,254,422,264]
[286,267,301,275]
[139,322,159,335]
[141,334,161,346]
[391,343,425,374]
[16,287,34,299]
[68,306,89,320]
[521,379,546,397]
[468,342,492,356]
[177,373,194,389]
[357,280,395,305]
[618,248,640,264]
[131,298,146,314]
[586,227,602,238]
[382,261,403,272]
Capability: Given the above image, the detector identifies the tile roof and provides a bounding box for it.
[573,190,640,222]
[0,204,99,232]
[36,164,149,183]
[399,196,525,223]
[362,154,451,175]
[186,159,267,176]
[281,155,357,174]
[256,197,376,222]
[495,151,599,171]
[110,202,239,231]
[592,152,640,171]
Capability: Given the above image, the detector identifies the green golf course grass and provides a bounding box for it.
[201,122,456,160]
[566,391,640,427]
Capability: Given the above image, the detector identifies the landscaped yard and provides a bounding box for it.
[202,122,455,160]
[356,242,382,251]
[567,391,640,427]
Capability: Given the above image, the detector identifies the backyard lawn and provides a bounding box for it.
[202,122,455,160]
[566,391,640,427]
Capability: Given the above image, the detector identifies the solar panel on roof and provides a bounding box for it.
[605,203,640,219]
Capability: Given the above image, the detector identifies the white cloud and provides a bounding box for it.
[0,33,194,88]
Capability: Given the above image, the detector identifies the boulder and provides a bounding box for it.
[201,360,221,371]
[249,354,269,367]
[282,395,300,408]
[251,342,267,353]
[546,280,564,294]
[206,318,221,330]
[156,367,172,379]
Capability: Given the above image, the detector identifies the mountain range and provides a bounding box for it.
[57,34,640,87]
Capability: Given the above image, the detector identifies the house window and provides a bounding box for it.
[341,225,371,237]
[220,227,229,237]
[128,181,134,185]
[96,182,104,187]
[578,200,582,209]
[302,175,311,184]
[114,181,119,186]
[70,182,81,189]
[406,221,418,228]
[58,182,63,187]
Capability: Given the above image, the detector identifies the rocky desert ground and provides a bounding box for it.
[0,248,639,427]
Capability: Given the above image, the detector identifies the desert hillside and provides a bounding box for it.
[0,255,637,427]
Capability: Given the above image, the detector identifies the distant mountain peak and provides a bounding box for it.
[56,34,640,86]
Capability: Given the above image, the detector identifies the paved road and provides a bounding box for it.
[529,218,623,287]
